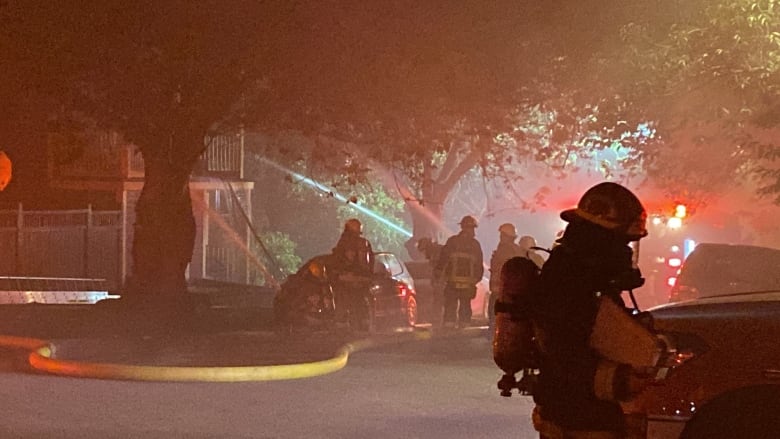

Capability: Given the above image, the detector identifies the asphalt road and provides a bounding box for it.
[0,330,537,439]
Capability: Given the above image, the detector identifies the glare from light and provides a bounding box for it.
[667,276,677,287]
[670,245,680,253]
[674,204,687,218]
[667,257,682,268]
[667,217,683,229]
[684,239,696,259]
[651,216,663,226]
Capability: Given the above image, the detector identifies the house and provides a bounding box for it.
[37,129,256,290]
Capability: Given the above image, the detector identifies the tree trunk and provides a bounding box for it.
[406,177,449,260]
[128,155,196,297]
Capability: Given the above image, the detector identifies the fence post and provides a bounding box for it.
[15,203,22,274]
[84,204,92,277]
[239,126,245,180]
[120,190,127,288]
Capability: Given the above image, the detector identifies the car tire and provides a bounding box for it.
[680,385,780,439]
[405,296,418,327]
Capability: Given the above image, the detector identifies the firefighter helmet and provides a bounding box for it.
[459,215,478,229]
[561,182,648,240]
[307,260,326,279]
[344,218,363,234]
[498,223,517,238]
[416,237,432,252]
[518,235,537,249]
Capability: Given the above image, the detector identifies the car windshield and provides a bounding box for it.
[677,244,780,298]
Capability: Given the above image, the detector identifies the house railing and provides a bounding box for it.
[48,131,122,179]
[50,132,245,181]
[0,204,253,290]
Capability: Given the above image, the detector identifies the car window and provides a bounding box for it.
[382,254,404,277]
[677,244,780,297]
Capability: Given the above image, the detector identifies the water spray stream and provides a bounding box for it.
[259,157,412,238]
[369,164,456,238]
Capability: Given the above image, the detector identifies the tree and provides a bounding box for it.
[602,0,780,206]
[2,0,656,296]
[2,0,292,297]
[250,1,644,255]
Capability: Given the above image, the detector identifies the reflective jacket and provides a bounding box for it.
[435,231,484,289]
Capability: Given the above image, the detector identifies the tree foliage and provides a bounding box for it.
[604,0,780,204]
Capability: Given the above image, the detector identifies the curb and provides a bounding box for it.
[0,330,433,383]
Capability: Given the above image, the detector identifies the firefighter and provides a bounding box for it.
[488,223,523,332]
[518,235,546,269]
[416,237,443,267]
[435,215,484,328]
[531,182,651,439]
[331,218,375,330]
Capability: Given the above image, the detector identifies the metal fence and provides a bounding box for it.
[0,205,121,288]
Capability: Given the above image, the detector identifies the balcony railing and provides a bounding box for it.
[49,131,123,179]
[50,131,245,181]
[195,133,244,179]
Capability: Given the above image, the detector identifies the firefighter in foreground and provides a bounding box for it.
[331,218,375,330]
[531,182,652,438]
[435,215,484,328]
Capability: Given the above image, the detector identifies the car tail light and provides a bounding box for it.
[396,283,408,297]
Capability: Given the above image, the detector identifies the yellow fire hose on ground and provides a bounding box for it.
[0,329,437,383]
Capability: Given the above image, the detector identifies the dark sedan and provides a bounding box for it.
[623,291,780,439]
[274,252,418,331]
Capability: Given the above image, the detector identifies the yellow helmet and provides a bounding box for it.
[561,182,648,240]
[459,215,478,229]
[498,223,517,238]
[308,261,325,279]
[344,218,362,234]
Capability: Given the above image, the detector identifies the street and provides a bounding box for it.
[0,331,537,439]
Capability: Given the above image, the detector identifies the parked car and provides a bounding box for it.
[371,252,418,327]
[274,251,417,331]
[404,260,490,325]
[622,290,780,438]
[669,243,780,303]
